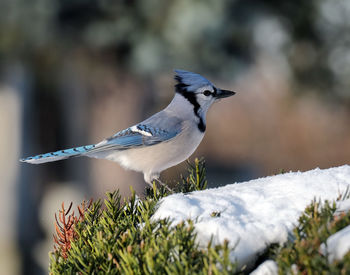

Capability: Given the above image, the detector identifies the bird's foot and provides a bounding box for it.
[154,178,174,194]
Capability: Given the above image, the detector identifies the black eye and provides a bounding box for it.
[203,90,212,96]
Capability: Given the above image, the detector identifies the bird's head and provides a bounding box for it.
[174,69,235,114]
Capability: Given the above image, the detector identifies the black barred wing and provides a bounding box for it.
[87,124,180,154]
[20,123,181,164]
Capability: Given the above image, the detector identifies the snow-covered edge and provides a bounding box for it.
[153,165,350,268]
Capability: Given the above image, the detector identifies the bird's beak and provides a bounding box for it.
[215,89,236,99]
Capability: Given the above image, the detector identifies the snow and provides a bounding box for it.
[250,260,278,275]
[152,165,350,268]
[320,224,350,263]
[336,198,350,213]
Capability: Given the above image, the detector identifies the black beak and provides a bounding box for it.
[215,89,236,99]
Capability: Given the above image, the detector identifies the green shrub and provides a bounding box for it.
[49,160,350,274]
[49,158,238,274]
[273,196,350,274]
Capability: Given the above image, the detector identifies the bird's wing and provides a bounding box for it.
[19,124,178,164]
[87,123,181,154]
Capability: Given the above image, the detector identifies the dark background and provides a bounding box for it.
[0,0,349,273]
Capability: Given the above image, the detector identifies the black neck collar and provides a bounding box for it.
[175,83,206,132]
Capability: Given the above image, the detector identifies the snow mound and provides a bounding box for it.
[250,260,278,275]
[153,165,350,267]
[320,225,350,263]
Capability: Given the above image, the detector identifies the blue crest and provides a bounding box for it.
[174,69,213,92]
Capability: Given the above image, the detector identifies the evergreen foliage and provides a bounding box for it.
[49,159,350,274]
[272,193,350,274]
[49,158,237,274]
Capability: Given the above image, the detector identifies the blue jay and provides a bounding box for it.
[21,70,235,187]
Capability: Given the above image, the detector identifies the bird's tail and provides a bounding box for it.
[20,144,96,164]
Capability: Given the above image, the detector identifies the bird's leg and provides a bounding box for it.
[145,180,155,189]
[146,172,174,194]
[154,178,174,194]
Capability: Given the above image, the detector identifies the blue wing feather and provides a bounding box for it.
[21,120,181,163]
[89,123,180,153]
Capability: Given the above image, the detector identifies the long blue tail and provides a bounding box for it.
[20,144,96,164]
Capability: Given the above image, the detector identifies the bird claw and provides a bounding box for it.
[153,178,174,194]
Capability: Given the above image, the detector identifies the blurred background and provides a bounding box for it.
[0,0,350,274]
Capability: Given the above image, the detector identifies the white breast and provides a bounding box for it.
[103,121,204,182]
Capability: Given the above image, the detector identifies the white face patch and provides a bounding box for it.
[130,125,153,136]
[195,86,216,114]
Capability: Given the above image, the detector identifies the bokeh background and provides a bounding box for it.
[1,0,350,274]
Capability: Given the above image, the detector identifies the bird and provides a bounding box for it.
[20,70,235,189]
